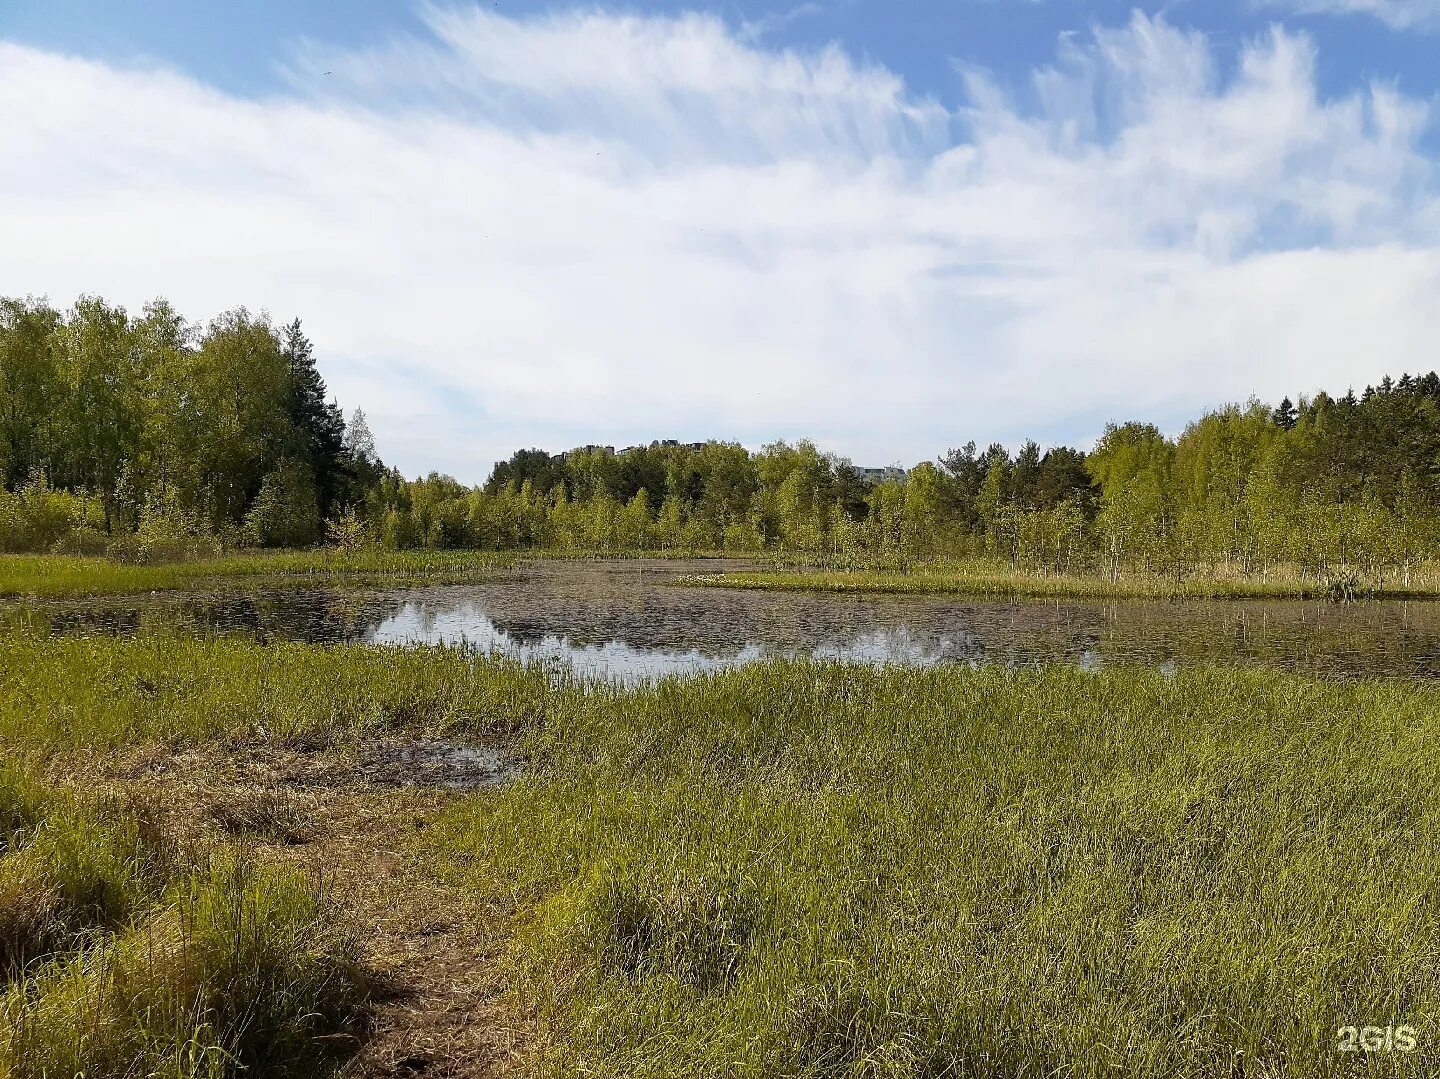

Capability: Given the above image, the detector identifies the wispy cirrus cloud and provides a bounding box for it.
[739,2,831,43]
[1,6,1438,479]
[1254,0,1440,30]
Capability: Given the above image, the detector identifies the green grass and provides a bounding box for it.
[682,559,1440,600]
[0,548,521,599]
[425,660,1440,1077]
[0,788,170,977]
[0,630,554,750]
[7,629,1440,1075]
[0,546,781,601]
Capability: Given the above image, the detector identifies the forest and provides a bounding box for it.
[5,293,1440,583]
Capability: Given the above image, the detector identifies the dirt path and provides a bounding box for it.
[102,739,530,1078]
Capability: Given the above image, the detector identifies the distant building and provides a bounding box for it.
[857,466,907,484]
[617,439,707,455]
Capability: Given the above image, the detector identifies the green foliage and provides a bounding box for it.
[0,295,370,554]
[0,474,101,553]
[244,460,322,548]
[325,507,369,551]
[348,375,1440,587]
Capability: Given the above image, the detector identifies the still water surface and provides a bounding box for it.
[20,559,1440,681]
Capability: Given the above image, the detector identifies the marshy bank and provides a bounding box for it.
[681,557,1440,601]
[5,626,1440,1076]
[0,549,524,601]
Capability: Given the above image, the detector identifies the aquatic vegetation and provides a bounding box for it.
[0,631,554,750]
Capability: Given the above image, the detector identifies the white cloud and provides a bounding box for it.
[1255,0,1440,30]
[1,7,1438,479]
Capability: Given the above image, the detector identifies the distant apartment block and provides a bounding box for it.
[615,439,708,455]
[857,466,907,484]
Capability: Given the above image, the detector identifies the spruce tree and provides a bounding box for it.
[1271,396,1298,430]
[282,319,347,516]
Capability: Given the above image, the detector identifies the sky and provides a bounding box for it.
[3,1,1440,482]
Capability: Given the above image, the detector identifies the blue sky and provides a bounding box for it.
[3,1,1440,480]
[9,0,1440,105]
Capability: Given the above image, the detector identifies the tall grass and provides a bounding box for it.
[0,764,45,854]
[9,627,1440,1074]
[1,856,367,1079]
[0,800,171,977]
[428,661,1440,1077]
[0,763,367,1078]
[0,630,554,750]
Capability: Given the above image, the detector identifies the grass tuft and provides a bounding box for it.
[0,764,45,854]
[1,855,368,1079]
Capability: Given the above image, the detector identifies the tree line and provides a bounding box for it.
[0,294,378,556]
[6,294,1440,581]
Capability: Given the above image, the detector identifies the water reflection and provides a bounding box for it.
[14,558,1440,681]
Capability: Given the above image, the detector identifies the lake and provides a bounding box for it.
[15,558,1440,681]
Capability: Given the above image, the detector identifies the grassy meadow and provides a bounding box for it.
[3,626,1440,1075]
[10,546,1430,604]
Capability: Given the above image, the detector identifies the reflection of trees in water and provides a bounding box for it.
[44,606,146,636]
[28,589,394,645]
[1084,600,1440,678]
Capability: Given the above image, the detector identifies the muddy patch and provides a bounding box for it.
[358,741,514,791]
[116,737,517,795]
